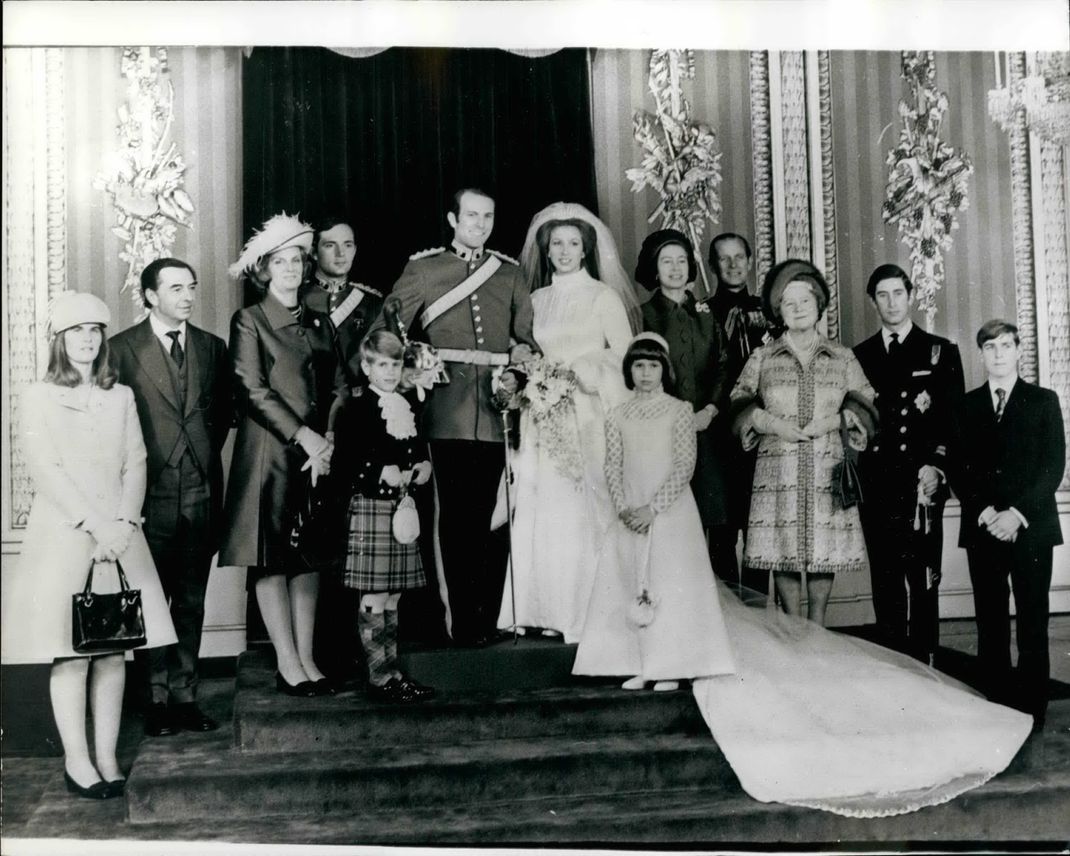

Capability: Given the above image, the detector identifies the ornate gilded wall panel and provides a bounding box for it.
[780,51,811,262]
[1007,52,1040,383]
[1038,139,1070,490]
[817,51,840,342]
[750,51,775,286]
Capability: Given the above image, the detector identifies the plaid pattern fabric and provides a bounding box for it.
[344,495,425,591]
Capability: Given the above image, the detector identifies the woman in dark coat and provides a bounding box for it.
[636,229,732,579]
[221,214,347,696]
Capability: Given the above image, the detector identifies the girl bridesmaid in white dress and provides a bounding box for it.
[573,333,735,688]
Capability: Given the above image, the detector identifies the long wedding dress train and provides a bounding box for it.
[693,583,1033,817]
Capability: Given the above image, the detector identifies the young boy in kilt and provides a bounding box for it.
[333,330,435,703]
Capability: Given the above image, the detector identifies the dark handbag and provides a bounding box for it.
[71,560,146,653]
[831,412,864,510]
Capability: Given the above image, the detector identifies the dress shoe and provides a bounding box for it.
[105,778,126,798]
[64,771,117,800]
[276,673,317,697]
[310,678,337,696]
[367,677,419,703]
[144,702,178,737]
[398,676,435,700]
[171,702,219,732]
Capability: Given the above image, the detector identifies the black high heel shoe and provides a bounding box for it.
[105,778,127,797]
[276,672,317,697]
[310,678,337,696]
[64,771,117,800]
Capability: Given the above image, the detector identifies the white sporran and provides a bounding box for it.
[392,495,420,544]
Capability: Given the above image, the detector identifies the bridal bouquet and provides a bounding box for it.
[493,356,583,484]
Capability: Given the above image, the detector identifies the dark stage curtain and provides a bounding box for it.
[242,47,599,295]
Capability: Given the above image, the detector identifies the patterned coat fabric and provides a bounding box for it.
[219,292,348,570]
[1,383,177,663]
[731,336,875,575]
[371,249,536,443]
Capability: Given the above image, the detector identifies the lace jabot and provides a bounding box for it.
[371,387,417,439]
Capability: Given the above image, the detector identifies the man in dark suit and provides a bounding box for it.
[369,188,536,647]
[707,233,771,592]
[952,319,1065,731]
[854,264,964,661]
[110,258,231,736]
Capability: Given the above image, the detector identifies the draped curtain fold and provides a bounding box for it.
[242,47,598,295]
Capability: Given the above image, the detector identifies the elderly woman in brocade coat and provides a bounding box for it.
[731,260,875,626]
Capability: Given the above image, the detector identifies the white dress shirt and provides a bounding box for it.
[148,312,187,352]
[881,320,914,352]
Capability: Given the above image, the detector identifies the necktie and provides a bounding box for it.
[166,330,185,368]
[888,331,901,357]
[994,387,1006,421]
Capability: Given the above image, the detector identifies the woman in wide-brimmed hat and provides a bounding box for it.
[1,292,177,799]
[221,213,348,697]
[729,259,876,626]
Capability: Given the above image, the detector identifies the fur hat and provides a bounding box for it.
[229,213,314,279]
[49,292,110,336]
[761,259,830,324]
[634,229,698,291]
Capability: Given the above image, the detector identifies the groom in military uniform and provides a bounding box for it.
[854,264,964,661]
[370,187,536,647]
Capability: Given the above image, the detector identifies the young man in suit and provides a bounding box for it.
[854,264,964,661]
[110,258,231,736]
[952,319,1065,731]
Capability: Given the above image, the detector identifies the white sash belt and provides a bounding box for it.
[329,288,365,328]
[419,256,501,329]
[437,348,509,367]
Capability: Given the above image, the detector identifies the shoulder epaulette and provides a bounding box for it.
[409,247,445,261]
[353,283,384,298]
[487,249,519,266]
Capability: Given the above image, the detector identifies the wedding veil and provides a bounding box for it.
[519,202,643,333]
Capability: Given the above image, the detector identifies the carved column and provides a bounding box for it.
[749,51,775,287]
[779,51,812,262]
[815,51,840,342]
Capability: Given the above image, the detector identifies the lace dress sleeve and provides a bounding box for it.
[604,408,626,514]
[650,400,698,514]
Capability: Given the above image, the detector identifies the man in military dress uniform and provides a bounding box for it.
[708,233,771,592]
[299,216,385,678]
[370,188,536,647]
[854,264,964,661]
[300,216,384,381]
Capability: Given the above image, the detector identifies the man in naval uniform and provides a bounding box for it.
[370,188,536,647]
[300,216,384,382]
[854,263,964,661]
[708,233,771,593]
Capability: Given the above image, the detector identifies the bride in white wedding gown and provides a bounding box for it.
[496,202,642,643]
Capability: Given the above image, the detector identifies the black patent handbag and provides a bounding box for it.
[71,560,146,653]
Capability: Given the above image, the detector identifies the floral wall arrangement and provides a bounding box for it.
[94,47,194,312]
[882,52,973,331]
[626,50,723,297]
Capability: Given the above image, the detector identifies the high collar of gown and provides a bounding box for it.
[550,268,597,289]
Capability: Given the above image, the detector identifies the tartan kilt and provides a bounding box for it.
[344,495,425,591]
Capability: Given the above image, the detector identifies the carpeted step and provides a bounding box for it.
[124,731,736,824]
[235,679,706,754]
